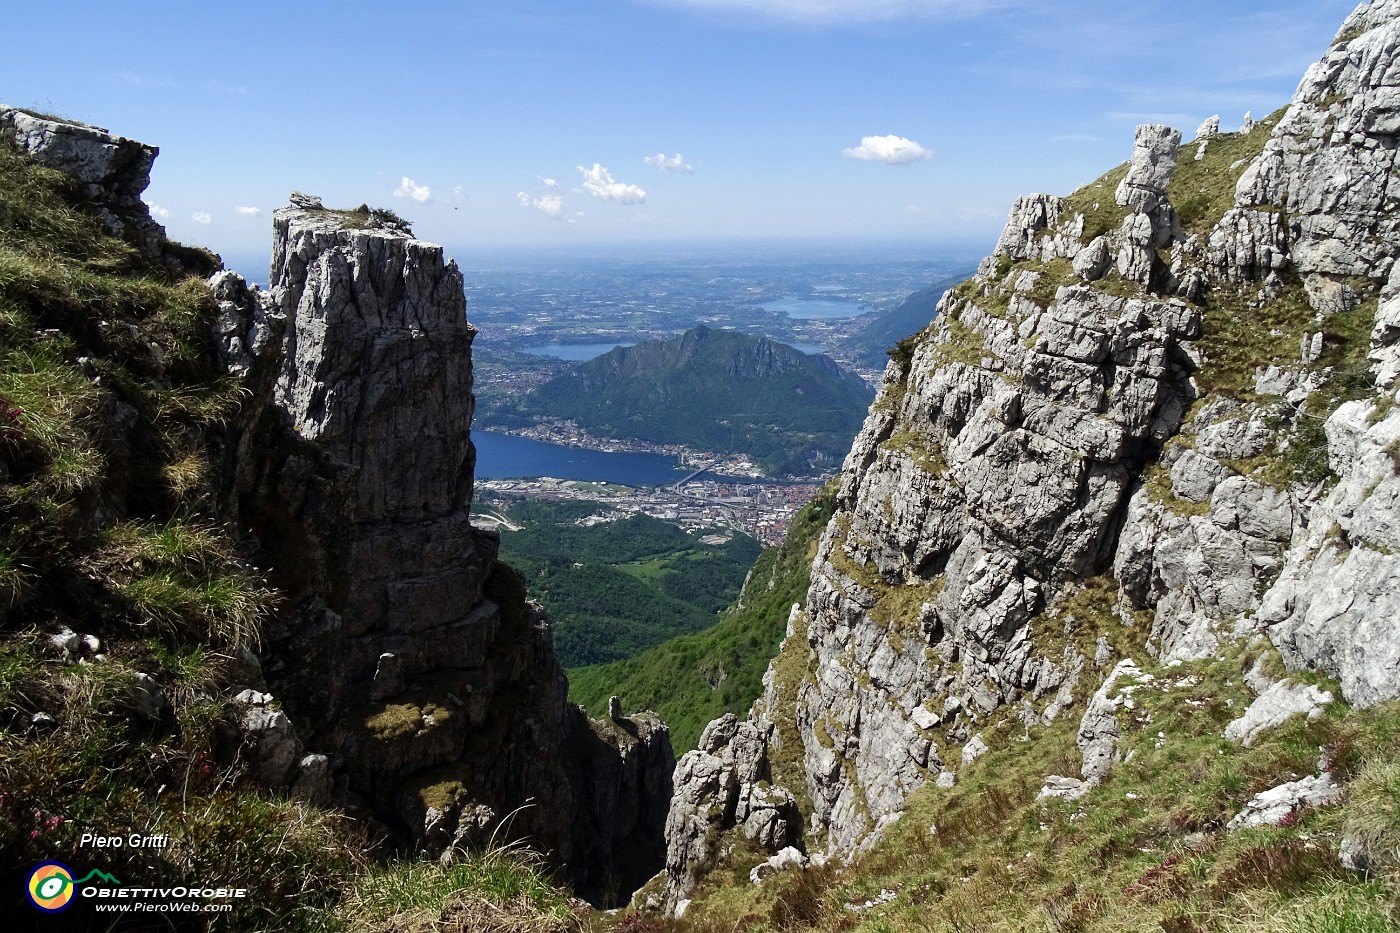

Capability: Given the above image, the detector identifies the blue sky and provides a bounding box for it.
[3,0,1359,259]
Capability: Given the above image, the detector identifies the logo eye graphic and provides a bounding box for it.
[26,863,76,912]
[38,875,69,898]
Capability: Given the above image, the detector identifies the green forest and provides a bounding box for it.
[568,483,837,753]
[487,497,761,667]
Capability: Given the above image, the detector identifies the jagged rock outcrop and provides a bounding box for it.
[656,712,803,913]
[1077,658,1147,785]
[1224,678,1333,747]
[225,202,558,820]
[1116,124,1183,247]
[0,107,175,262]
[1115,398,1300,663]
[660,0,1400,893]
[206,198,676,905]
[1227,773,1343,830]
[563,708,675,907]
[1229,2,1400,285]
[778,266,1202,853]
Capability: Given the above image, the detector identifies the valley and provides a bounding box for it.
[464,243,982,468]
[458,240,982,376]
[478,497,761,667]
[475,476,822,547]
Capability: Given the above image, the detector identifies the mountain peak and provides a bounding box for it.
[490,326,874,477]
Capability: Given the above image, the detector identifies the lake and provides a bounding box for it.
[761,297,869,320]
[523,342,635,361]
[474,430,699,485]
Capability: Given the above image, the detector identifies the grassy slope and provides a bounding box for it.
[567,485,836,753]
[617,627,1400,933]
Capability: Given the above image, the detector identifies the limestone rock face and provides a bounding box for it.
[662,1,1400,877]
[1373,266,1400,388]
[1115,400,1300,664]
[213,198,672,906]
[1259,400,1400,706]
[659,714,803,913]
[1229,8,1400,285]
[0,107,166,257]
[785,261,1202,853]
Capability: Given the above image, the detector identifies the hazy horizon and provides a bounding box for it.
[5,1,1358,260]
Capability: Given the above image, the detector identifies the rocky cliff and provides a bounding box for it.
[0,109,674,909]
[214,197,676,905]
[658,0,1400,911]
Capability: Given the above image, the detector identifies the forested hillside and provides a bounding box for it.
[568,484,836,752]
[490,498,761,666]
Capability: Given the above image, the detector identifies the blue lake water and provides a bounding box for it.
[474,430,698,485]
[761,297,868,320]
[523,342,635,361]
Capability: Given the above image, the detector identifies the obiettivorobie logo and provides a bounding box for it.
[26,860,248,916]
[26,862,122,912]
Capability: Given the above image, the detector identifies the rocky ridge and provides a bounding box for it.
[656,0,1400,911]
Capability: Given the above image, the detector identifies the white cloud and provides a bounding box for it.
[148,203,170,219]
[517,178,573,222]
[841,134,934,165]
[393,176,432,203]
[577,163,647,204]
[452,184,465,200]
[645,0,1019,24]
[192,211,213,224]
[516,192,568,220]
[644,152,694,174]
[235,206,263,216]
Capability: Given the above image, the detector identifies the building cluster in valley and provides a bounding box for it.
[475,476,823,546]
[488,419,769,479]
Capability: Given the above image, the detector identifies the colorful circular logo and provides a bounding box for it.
[27,862,75,912]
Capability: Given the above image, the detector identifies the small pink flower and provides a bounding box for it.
[29,830,38,839]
